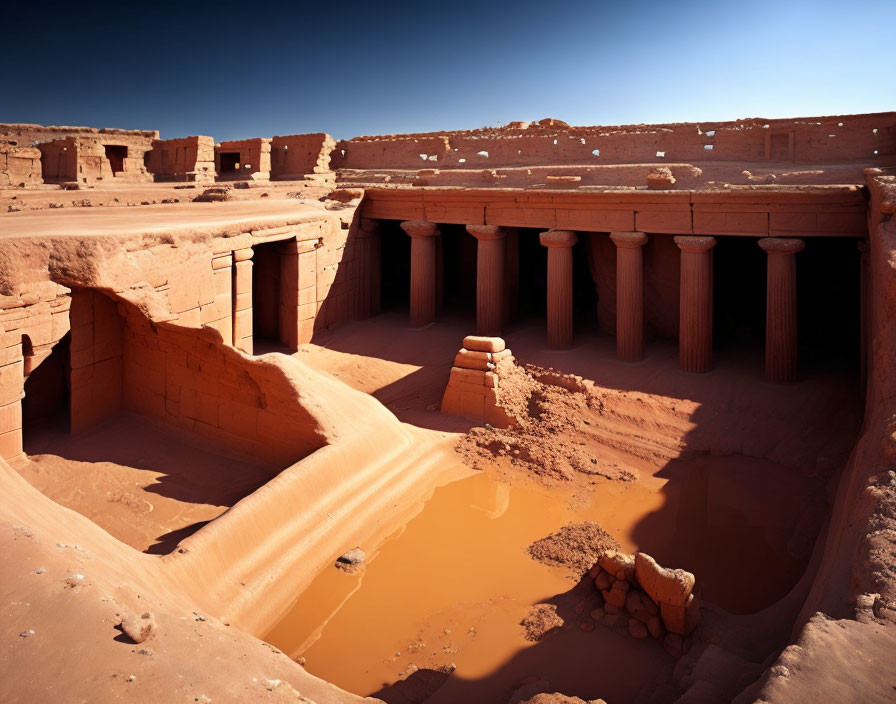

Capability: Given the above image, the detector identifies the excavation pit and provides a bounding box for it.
[256,313,862,703]
[262,452,832,703]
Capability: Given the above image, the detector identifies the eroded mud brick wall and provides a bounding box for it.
[0,146,42,187]
[215,139,271,181]
[333,113,896,169]
[69,289,125,435]
[0,124,157,184]
[121,307,324,466]
[270,134,335,179]
[0,285,71,459]
[331,136,450,170]
[146,136,216,182]
[35,138,78,182]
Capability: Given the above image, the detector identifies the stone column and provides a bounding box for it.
[674,236,716,373]
[610,232,648,362]
[400,220,440,327]
[759,238,805,383]
[467,225,507,336]
[539,230,578,348]
[356,218,381,319]
[232,247,254,354]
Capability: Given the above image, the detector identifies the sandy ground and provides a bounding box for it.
[14,413,281,553]
[0,197,331,239]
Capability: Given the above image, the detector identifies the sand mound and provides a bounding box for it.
[528,521,620,576]
[456,363,636,482]
[521,604,564,642]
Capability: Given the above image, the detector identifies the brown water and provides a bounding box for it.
[264,454,815,703]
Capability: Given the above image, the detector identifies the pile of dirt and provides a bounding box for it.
[521,604,564,642]
[455,363,637,482]
[528,521,620,576]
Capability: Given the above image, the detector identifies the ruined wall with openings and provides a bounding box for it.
[215,138,271,181]
[0,196,373,462]
[0,124,157,185]
[146,136,216,182]
[0,145,42,187]
[270,133,335,179]
[332,113,896,170]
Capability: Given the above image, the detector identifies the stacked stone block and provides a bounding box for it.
[441,335,515,427]
[589,549,700,650]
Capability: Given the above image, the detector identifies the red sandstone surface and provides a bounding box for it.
[1,114,895,704]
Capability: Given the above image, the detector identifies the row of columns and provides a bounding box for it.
[399,220,808,383]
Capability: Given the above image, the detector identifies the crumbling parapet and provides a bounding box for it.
[271,133,336,179]
[441,335,517,427]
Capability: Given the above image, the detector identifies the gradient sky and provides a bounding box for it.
[5,0,894,141]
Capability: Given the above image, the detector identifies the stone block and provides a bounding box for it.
[463,335,506,353]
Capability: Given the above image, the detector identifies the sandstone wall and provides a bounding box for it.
[69,288,124,435]
[215,138,271,181]
[121,306,325,466]
[333,113,896,170]
[270,133,335,179]
[0,146,42,187]
[146,136,216,182]
[36,134,154,184]
[0,123,158,147]
[0,198,373,462]
[35,138,77,181]
[330,135,449,170]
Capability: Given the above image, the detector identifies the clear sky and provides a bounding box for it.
[5,0,894,141]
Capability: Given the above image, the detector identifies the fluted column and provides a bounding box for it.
[675,236,716,373]
[357,218,381,319]
[539,230,578,348]
[759,238,805,383]
[467,225,507,336]
[400,220,440,327]
[610,232,648,362]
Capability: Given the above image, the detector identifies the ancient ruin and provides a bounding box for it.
[2,112,896,704]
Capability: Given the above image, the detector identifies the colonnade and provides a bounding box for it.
[399,220,812,383]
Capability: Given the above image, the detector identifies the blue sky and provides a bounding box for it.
[5,0,894,141]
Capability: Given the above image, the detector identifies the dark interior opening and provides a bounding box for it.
[572,237,598,332]
[516,228,547,319]
[219,152,240,174]
[104,145,127,175]
[441,225,476,320]
[252,241,282,345]
[23,332,71,447]
[713,237,766,362]
[380,220,411,311]
[713,236,860,375]
[797,237,860,372]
